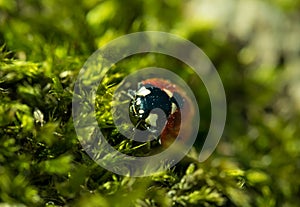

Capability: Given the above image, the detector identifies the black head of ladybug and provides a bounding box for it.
[129,83,179,132]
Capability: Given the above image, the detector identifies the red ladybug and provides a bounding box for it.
[128,78,195,147]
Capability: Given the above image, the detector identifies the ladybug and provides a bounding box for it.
[128,78,194,147]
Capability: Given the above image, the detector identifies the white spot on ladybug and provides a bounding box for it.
[171,102,177,114]
[145,113,158,127]
[163,89,173,98]
[136,86,151,96]
[136,98,141,105]
[139,109,144,114]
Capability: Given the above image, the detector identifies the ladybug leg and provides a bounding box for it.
[129,104,137,116]
[134,119,150,131]
[116,90,135,102]
[127,89,136,99]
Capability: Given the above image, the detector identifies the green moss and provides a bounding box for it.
[1,0,300,206]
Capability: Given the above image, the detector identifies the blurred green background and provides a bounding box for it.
[0,0,300,206]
